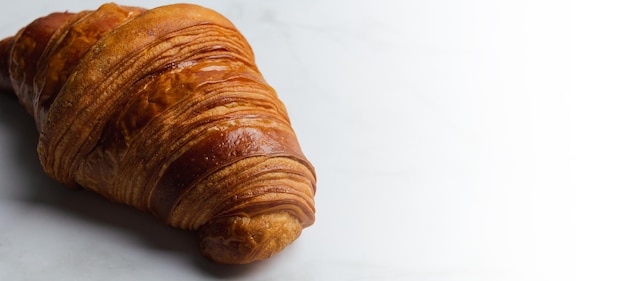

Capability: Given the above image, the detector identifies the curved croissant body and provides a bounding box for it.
[0,3,315,264]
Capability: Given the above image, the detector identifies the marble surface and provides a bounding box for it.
[1,0,626,280]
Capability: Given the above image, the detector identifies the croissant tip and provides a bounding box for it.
[0,36,14,93]
[198,212,303,264]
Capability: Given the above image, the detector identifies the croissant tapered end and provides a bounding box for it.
[0,37,14,92]
[200,212,303,264]
[1,3,316,264]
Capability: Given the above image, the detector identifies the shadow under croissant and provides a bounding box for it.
[0,92,277,277]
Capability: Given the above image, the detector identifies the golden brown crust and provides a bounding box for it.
[0,3,315,264]
[200,211,303,264]
[9,12,75,112]
[33,4,146,129]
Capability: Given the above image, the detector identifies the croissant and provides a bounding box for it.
[0,3,316,264]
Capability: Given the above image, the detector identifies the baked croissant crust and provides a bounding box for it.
[0,3,316,264]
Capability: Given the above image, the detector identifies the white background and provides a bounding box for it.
[1,0,625,280]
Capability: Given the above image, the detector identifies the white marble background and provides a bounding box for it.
[1,0,625,280]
